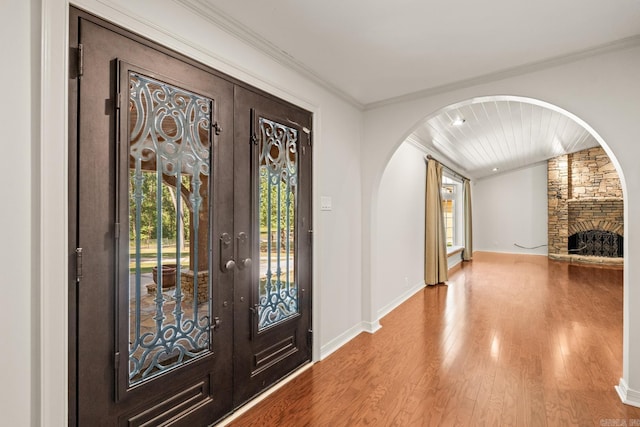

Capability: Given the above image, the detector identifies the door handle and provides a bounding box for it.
[237,232,251,270]
[224,259,236,271]
[220,233,234,273]
[213,316,221,331]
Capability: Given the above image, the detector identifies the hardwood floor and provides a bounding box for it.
[227,252,640,426]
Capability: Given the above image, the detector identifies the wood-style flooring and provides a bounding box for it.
[228,252,640,426]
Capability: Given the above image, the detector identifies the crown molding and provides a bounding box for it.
[404,134,429,153]
[404,135,473,178]
[365,34,640,111]
[174,1,640,112]
[173,0,364,109]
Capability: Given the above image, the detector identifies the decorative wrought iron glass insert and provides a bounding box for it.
[128,72,212,385]
[568,230,623,258]
[257,117,299,331]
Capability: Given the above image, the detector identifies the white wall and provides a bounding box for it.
[0,0,38,425]
[473,162,548,255]
[376,142,426,318]
[362,44,640,407]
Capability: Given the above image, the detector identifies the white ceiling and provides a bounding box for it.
[185,0,640,106]
[179,0,639,177]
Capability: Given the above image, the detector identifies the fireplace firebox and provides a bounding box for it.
[568,230,623,258]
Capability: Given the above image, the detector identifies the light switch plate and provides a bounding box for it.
[320,196,332,211]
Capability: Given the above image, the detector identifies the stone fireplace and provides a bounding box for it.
[547,147,623,266]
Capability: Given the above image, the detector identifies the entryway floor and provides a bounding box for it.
[227,252,640,426]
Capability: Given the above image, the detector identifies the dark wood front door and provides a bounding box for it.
[232,87,313,406]
[69,9,311,426]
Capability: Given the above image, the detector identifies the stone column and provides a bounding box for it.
[548,154,569,256]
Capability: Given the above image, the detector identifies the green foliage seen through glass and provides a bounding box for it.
[259,170,295,235]
[129,170,191,245]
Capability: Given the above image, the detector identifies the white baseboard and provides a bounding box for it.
[320,322,369,360]
[377,282,425,320]
[361,319,382,334]
[319,282,425,363]
[321,287,428,361]
[615,378,640,408]
[322,287,430,360]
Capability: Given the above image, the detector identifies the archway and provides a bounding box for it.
[368,95,634,406]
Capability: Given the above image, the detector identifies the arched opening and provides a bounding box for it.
[372,94,629,403]
[374,95,626,295]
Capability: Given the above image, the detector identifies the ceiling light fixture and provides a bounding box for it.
[492,167,499,172]
[451,117,466,126]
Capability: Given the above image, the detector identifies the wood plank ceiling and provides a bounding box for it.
[409,98,599,179]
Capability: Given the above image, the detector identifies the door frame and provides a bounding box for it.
[63,3,320,425]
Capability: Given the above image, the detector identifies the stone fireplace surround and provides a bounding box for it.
[547,147,623,266]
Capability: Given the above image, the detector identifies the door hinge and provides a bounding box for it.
[114,222,120,240]
[114,352,120,372]
[75,248,83,282]
[212,122,223,135]
[77,43,84,77]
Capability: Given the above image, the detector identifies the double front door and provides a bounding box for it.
[69,9,312,425]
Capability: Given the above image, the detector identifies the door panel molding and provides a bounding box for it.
[120,378,211,426]
[253,335,298,374]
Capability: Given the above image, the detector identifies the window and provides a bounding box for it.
[441,184,455,246]
[442,175,463,249]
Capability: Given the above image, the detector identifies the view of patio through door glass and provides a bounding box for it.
[127,72,212,385]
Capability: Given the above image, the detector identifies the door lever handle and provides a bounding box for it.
[224,259,236,272]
